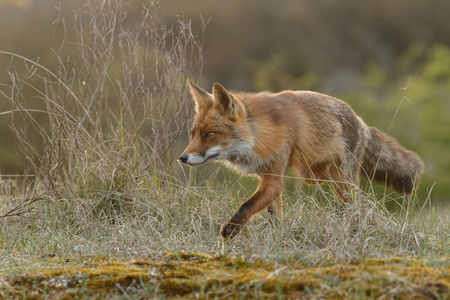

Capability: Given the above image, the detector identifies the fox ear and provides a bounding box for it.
[188,80,213,112]
[213,83,245,120]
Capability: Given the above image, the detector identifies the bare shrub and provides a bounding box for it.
[1,0,204,216]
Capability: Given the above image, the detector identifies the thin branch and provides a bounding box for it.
[0,194,46,219]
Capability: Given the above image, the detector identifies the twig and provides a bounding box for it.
[0,194,46,219]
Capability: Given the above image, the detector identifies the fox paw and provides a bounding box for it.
[220,222,243,239]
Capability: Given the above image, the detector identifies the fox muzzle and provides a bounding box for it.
[179,146,222,166]
[179,153,189,164]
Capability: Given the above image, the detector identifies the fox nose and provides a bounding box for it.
[179,153,188,164]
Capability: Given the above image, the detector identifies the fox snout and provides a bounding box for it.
[179,146,222,166]
[179,152,201,165]
[178,152,207,166]
[179,153,189,164]
[178,153,189,164]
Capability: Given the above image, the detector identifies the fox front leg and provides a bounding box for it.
[220,175,282,239]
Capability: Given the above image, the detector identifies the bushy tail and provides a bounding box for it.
[362,127,424,194]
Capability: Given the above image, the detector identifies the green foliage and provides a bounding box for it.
[247,54,318,91]
[400,45,450,200]
[346,44,450,201]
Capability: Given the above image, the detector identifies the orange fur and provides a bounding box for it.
[180,81,424,239]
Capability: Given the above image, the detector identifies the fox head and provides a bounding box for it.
[179,81,250,166]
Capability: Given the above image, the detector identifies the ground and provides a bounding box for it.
[2,252,450,299]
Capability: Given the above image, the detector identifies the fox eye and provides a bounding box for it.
[205,132,215,138]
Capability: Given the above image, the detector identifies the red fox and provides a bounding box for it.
[179,81,424,239]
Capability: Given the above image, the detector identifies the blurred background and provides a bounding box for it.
[0,0,449,202]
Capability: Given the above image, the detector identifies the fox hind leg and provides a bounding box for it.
[298,159,361,205]
[330,162,360,205]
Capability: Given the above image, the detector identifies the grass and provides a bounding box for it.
[2,237,450,299]
[0,0,449,298]
[1,179,450,298]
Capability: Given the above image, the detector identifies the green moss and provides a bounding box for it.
[4,253,450,299]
